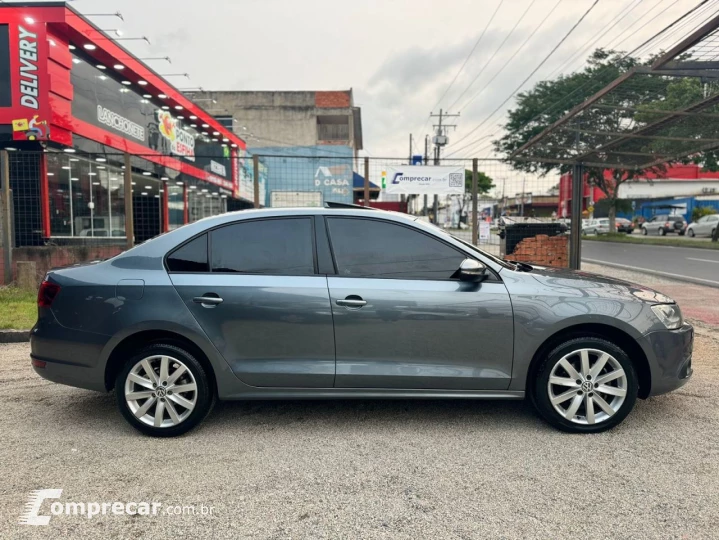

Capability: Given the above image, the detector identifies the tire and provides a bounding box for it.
[712,228,716,238]
[531,337,638,434]
[115,344,215,437]
[659,227,666,236]
[688,228,695,237]
[641,227,647,235]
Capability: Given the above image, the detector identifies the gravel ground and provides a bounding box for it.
[1,325,718,539]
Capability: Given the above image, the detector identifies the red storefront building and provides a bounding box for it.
[0,2,253,281]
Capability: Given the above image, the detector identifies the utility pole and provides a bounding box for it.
[408,133,413,164]
[429,109,459,225]
[520,177,526,217]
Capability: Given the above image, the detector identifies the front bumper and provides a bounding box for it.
[643,323,693,397]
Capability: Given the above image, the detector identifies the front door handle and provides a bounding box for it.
[193,295,223,306]
[336,295,367,308]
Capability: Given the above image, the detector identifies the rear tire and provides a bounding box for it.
[532,337,638,434]
[642,227,647,235]
[659,227,666,236]
[115,344,215,437]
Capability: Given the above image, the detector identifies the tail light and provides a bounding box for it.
[665,221,670,227]
[38,280,61,308]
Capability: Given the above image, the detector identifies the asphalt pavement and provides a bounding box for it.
[582,239,719,286]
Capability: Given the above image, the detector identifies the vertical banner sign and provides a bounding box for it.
[479,221,490,242]
[10,21,50,141]
[230,147,240,199]
[385,166,464,195]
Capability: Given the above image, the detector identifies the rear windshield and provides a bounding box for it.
[668,216,684,221]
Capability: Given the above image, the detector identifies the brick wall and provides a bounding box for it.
[315,91,351,108]
[507,234,569,267]
[0,245,124,285]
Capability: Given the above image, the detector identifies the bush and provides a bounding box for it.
[692,206,717,223]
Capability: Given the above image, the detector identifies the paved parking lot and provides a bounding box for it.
[1,325,718,539]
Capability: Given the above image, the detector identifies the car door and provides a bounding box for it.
[168,216,336,388]
[324,216,514,391]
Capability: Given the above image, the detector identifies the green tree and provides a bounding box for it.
[494,49,668,232]
[692,205,717,223]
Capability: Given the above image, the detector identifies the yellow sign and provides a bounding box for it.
[12,119,29,131]
[587,205,595,213]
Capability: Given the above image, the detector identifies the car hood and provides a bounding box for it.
[504,264,675,304]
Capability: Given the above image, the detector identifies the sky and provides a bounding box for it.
[59,0,719,196]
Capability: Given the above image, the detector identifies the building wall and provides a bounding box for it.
[192,90,361,152]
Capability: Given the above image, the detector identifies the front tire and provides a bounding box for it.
[115,344,215,437]
[688,228,695,237]
[532,337,638,433]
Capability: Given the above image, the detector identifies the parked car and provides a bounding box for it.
[641,215,687,236]
[686,214,719,237]
[583,218,611,235]
[615,218,635,234]
[31,206,693,436]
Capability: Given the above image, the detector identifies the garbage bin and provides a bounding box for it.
[499,221,567,259]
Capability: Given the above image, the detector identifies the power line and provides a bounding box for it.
[604,0,680,51]
[433,0,504,113]
[457,0,564,113]
[544,0,647,80]
[447,0,537,112]
[446,0,600,156]
[451,0,711,158]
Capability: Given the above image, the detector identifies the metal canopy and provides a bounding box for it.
[511,13,719,170]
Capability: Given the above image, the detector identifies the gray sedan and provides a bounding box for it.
[31,206,693,436]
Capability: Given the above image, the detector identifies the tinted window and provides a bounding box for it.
[327,218,465,279]
[668,216,683,222]
[211,218,314,274]
[168,234,209,272]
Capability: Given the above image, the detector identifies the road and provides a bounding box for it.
[582,239,719,286]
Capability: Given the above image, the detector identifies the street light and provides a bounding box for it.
[101,29,123,37]
[83,12,124,21]
[140,57,171,64]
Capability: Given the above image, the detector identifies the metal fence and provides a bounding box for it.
[0,149,571,285]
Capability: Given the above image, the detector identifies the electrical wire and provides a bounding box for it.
[451,0,713,157]
[447,0,538,112]
[445,0,600,156]
[457,0,564,113]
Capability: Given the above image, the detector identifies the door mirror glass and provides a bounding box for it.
[459,258,487,282]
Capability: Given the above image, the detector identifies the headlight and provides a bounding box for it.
[651,304,683,330]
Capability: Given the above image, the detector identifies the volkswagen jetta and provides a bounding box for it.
[31,207,693,436]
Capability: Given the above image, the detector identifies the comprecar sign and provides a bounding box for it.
[384,166,464,195]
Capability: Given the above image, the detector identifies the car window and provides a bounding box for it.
[210,218,315,275]
[327,217,465,280]
[710,215,719,222]
[167,233,209,272]
[668,216,683,221]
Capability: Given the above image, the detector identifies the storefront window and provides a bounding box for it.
[167,183,184,230]
[46,152,126,238]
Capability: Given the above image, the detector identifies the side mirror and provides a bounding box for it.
[459,258,488,282]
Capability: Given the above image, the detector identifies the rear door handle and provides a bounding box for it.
[193,295,223,306]
[336,296,367,308]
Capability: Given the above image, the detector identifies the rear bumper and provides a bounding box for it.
[643,323,693,397]
[30,314,110,392]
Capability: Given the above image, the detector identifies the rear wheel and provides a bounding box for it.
[642,227,647,235]
[659,227,666,236]
[532,337,638,433]
[115,344,215,437]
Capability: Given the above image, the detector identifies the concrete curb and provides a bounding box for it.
[0,330,31,343]
[583,258,719,289]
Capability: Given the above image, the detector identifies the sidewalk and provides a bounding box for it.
[582,262,719,327]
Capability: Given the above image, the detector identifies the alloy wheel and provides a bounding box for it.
[124,355,198,428]
[547,348,628,425]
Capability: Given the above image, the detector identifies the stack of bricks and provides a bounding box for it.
[507,234,569,268]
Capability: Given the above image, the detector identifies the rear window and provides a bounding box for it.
[167,234,209,272]
[668,216,684,221]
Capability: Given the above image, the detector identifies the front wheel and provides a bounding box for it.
[532,337,638,433]
[688,228,695,237]
[115,344,215,437]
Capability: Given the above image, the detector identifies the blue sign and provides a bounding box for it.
[412,155,424,165]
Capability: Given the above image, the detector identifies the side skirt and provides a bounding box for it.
[218,389,525,401]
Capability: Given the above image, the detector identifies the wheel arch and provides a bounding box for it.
[525,323,651,400]
[104,329,218,394]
